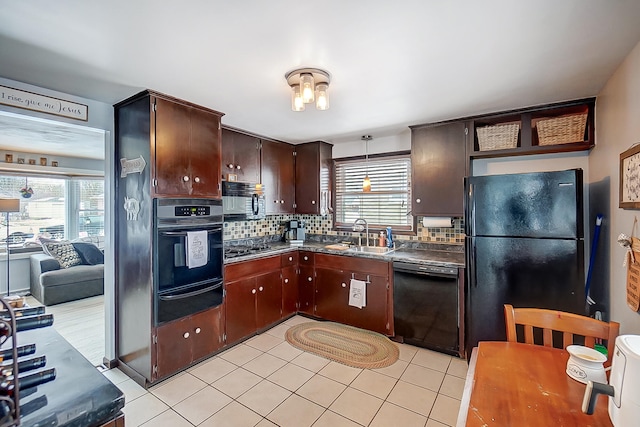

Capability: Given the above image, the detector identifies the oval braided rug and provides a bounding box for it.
[285,322,399,369]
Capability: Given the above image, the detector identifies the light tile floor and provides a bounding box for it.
[102,316,468,427]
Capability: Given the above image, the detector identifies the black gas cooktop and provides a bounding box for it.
[224,243,272,258]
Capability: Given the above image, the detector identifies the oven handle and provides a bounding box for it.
[159,281,222,301]
[160,227,222,236]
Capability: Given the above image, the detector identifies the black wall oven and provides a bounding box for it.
[154,199,224,325]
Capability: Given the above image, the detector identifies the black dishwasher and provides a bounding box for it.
[393,261,459,356]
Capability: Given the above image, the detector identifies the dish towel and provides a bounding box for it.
[348,279,367,309]
[186,230,208,269]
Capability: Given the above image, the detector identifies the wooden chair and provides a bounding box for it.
[503,304,620,367]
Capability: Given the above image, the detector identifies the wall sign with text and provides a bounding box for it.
[0,85,88,121]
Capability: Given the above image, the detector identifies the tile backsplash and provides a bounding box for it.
[224,215,464,245]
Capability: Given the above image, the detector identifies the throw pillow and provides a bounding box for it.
[42,242,82,269]
[72,242,104,265]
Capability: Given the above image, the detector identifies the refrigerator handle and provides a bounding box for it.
[467,238,477,288]
[465,182,475,236]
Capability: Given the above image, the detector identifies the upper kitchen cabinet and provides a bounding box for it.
[221,128,261,183]
[261,139,295,214]
[115,90,224,199]
[469,98,595,159]
[295,141,333,215]
[411,121,468,216]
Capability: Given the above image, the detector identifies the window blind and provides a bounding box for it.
[334,155,412,231]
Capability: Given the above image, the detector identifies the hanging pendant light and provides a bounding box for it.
[285,68,331,111]
[362,135,372,192]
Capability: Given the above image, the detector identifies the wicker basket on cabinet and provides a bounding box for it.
[476,123,520,151]
[536,112,588,146]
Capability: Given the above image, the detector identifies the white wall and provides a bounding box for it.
[331,129,411,158]
[591,39,640,335]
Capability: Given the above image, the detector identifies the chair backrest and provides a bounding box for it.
[503,304,620,366]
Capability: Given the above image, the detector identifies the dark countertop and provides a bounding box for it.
[224,241,465,269]
[7,326,124,427]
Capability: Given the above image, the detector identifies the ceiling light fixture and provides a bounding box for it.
[285,68,331,111]
[362,135,372,192]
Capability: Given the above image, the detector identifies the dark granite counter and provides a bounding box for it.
[224,241,465,269]
[6,327,124,427]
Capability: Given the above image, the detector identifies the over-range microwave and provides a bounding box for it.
[222,181,266,220]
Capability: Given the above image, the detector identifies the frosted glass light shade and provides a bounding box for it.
[291,84,305,111]
[362,175,371,192]
[315,83,329,110]
[300,73,315,104]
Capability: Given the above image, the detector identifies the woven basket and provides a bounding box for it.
[477,123,520,151]
[536,112,587,146]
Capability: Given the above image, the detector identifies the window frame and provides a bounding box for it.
[332,152,416,234]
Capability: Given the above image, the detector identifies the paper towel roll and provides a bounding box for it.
[422,217,453,228]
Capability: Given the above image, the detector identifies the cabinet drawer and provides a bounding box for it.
[224,255,280,282]
[281,251,298,267]
[299,251,314,265]
[315,253,389,277]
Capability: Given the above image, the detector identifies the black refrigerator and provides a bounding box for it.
[464,169,585,357]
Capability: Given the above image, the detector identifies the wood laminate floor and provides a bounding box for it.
[25,294,105,366]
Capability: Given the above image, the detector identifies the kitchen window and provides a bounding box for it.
[334,154,413,232]
[0,174,104,250]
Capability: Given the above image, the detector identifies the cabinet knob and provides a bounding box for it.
[342,282,346,288]
[259,286,264,291]
[274,200,278,204]
[236,165,241,170]
[252,289,256,294]
[308,277,312,282]
[304,256,308,261]
[194,176,200,183]
[280,200,285,204]
[288,256,293,261]
[415,198,421,203]
[227,163,234,169]
[183,332,190,339]
[195,327,201,334]
[311,200,316,204]
[284,278,289,284]
[183,176,190,182]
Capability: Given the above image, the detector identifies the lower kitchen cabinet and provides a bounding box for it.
[282,265,298,317]
[155,304,224,380]
[298,265,315,315]
[315,267,350,324]
[224,256,283,345]
[345,273,388,334]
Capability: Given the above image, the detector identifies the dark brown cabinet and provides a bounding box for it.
[224,256,283,345]
[298,265,315,315]
[314,267,349,324]
[468,98,595,159]
[261,139,295,214]
[410,121,467,216]
[153,94,223,198]
[155,305,224,380]
[221,128,261,183]
[281,252,299,317]
[294,141,333,215]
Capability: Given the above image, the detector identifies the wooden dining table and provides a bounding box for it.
[456,341,613,426]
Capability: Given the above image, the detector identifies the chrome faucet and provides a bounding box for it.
[352,218,369,247]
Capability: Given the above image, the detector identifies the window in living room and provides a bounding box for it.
[0,174,104,250]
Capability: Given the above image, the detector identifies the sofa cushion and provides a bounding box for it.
[42,242,82,269]
[72,242,104,265]
[39,264,104,288]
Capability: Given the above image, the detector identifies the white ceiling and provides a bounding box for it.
[1,0,640,150]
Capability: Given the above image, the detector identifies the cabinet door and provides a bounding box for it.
[190,305,224,361]
[262,140,295,214]
[411,122,467,216]
[298,266,315,315]
[154,97,192,196]
[221,129,261,183]
[282,265,298,317]
[190,107,221,198]
[155,316,192,379]
[345,274,389,335]
[315,268,350,324]
[256,270,283,330]
[295,142,332,215]
[225,278,257,345]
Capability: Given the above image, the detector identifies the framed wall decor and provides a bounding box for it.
[620,143,640,209]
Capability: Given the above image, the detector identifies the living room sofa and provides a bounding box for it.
[30,253,104,306]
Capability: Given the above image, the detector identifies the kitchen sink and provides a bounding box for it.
[347,246,395,255]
